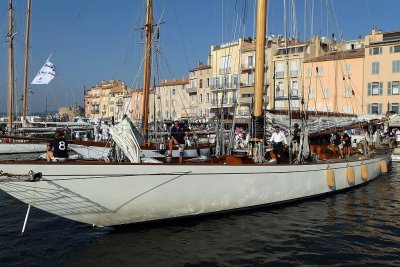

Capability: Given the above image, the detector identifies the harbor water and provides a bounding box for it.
[0,157,399,266]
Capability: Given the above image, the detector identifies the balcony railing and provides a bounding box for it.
[186,87,197,93]
[275,71,284,78]
[219,67,231,75]
[211,83,239,90]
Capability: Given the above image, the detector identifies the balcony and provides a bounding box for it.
[186,87,197,93]
[219,67,231,75]
[241,64,255,72]
[116,100,124,106]
[211,83,239,91]
[211,97,237,108]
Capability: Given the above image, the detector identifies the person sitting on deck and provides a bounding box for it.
[292,123,301,158]
[46,131,69,162]
[268,125,287,164]
[340,130,351,158]
[168,118,188,163]
[331,130,343,158]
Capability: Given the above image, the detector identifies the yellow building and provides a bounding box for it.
[149,77,190,122]
[209,39,244,117]
[272,36,329,110]
[364,28,400,114]
[187,62,212,122]
[85,80,132,122]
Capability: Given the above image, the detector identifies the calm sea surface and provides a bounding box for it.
[0,156,399,266]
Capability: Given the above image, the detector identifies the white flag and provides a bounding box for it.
[31,60,56,84]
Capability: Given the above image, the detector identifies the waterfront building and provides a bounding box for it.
[303,48,365,114]
[209,39,243,117]
[187,62,212,123]
[85,80,132,122]
[149,77,190,122]
[271,36,329,110]
[130,89,143,125]
[364,27,400,114]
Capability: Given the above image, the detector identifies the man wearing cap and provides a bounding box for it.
[46,131,69,162]
[268,125,288,163]
[169,118,187,163]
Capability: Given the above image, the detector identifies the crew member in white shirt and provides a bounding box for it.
[268,125,288,163]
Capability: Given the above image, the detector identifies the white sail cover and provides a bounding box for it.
[31,60,56,84]
[109,117,144,163]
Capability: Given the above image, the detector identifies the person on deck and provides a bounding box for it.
[332,130,343,158]
[46,131,69,162]
[168,118,187,163]
[341,130,351,158]
[292,123,301,157]
[268,125,287,163]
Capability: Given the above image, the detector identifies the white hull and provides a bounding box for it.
[69,144,210,159]
[0,143,47,154]
[0,153,391,227]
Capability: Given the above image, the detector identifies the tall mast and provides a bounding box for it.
[141,0,153,143]
[22,0,32,122]
[7,0,14,134]
[252,0,267,140]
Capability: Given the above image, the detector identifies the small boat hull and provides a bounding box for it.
[0,143,47,154]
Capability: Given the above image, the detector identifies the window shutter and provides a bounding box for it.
[368,104,371,114]
[379,82,383,95]
[368,82,371,95]
[388,81,392,95]
[378,103,382,114]
[390,46,393,53]
[379,47,383,54]
[369,48,372,55]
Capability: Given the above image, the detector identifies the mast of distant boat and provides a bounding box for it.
[22,0,32,123]
[7,0,15,134]
[141,0,153,144]
[252,0,267,141]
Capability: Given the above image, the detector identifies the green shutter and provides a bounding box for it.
[379,103,382,114]
[379,82,383,95]
[390,46,393,53]
[388,81,392,95]
[368,104,371,113]
[369,48,372,55]
[379,47,383,54]
[368,83,371,95]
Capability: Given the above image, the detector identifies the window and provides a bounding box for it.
[392,60,400,73]
[344,86,352,98]
[199,79,203,88]
[344,64,351,76]
[306,68,311,77]
[191,95,196,104]
[290,61,299,77]
[370,47,382,55]
[166,99,169,107]
[394,45,400,53]
[317,67,323,76]
[372,82,380,95]
[172,88,176,95]
[275,101,284,110]
[248,73,254,85]
[165,111,169,118]
[322,106,329,112]
[392,103,399,113]
[291,100,299,110]
[392,81,399,95]
[276,63,284,78]
[291,81,298,96]
[172,111,176,118]
[308,88,315,99]
[322,88,329,99]
[199,94,203,103]
[247,55,254,68]
[276,82,284,97]
[343,105,351,113]
[206,93,210,102]
[371,103,379,114]
[172,100,176,107]
[372,62,380,74]
[207,78,210,87]
[232,74,238,86]
[220,55,231,74]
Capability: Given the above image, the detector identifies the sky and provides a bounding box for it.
[0,0,399,114]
